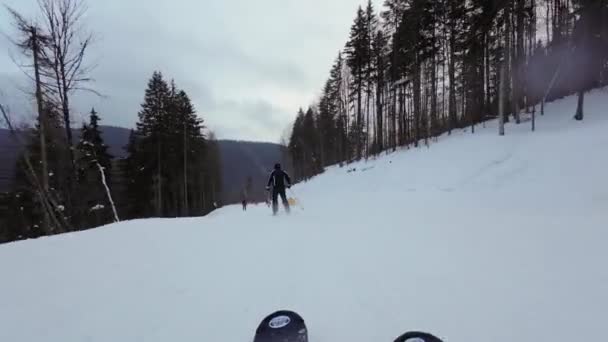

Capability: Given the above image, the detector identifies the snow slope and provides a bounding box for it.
[1,89,607,342]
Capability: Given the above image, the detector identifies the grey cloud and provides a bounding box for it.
[1,0,385,141]
[219,99,286,128]
[208,98,290,142]
[115,29,312,91]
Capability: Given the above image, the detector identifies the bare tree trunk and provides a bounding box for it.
[157,141,162,216]
[406,86,411,145]
[59,68,76,168]
[505,2,512,123]
[31,27,51,232]
[431,53,438,139]
[376,78,383,153]
[202,180,206,212]
[366,86,371,159]
[499,63,506,136]
[36,0,95,224]
[391,88,397,151]
[95,162,119,223]
[183,121,189,216]
[448,28,457,134]
[341,70,351,161]
[380,88,383,152]
[172,180,179,217]
[413,56,421,148]
[425,79,430,147]
[542,48,570,115]
[357,77,363,160]
[399,86,405,146]
[441,41,447,132]
[211,182,217,209]
[532,102,536,131]
[574,89,584,120]
[514,0,525,124]
[529,0,537,113]
[485,32,491,118]
[461,70,466,128]
[384,86,389,150]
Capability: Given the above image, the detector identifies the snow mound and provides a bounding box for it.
[1,89,607,342]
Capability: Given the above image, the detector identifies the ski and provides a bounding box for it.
[394,331,444,342]
[254,310,308,342]
[254,310,444,342]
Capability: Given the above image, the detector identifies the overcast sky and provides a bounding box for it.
[0,0,382,142]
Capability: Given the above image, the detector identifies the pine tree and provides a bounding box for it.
[122,129,148,219]
[318,78,337,167]
[330,53,351,162]
[372,29,389,153]
[124,71,219,218]
[446,0,467,133]
[392,0,427,147]
[462,0,486,132]
[364,0,379,157]
[173,89,207,216]
[136,71,171,216]
[288,109,306,181]
[75,108,115,228]
[345,6,370,159]
[302,107,321,177]
[204,132,223,213]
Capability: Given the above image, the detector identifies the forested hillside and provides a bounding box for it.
[0,125,284,242]
[287,0,608,181]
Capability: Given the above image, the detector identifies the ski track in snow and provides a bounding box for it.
[1,89,608,342]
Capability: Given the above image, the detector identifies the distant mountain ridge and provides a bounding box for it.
[0,126,285,204]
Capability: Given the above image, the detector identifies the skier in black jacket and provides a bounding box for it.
[266,163,292,215]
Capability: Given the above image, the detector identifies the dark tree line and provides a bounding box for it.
[2,71,223,243]
[289,0,608,181]
[121,72,222,220]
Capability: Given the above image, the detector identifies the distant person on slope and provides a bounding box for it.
[241,188,248,211]
[266,163,292,215]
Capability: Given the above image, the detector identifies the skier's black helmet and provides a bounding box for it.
[274,163,281,170]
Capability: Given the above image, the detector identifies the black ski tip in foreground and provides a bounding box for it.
[395,331,444,342]
[253,309,443,342]
[254,310,307,342]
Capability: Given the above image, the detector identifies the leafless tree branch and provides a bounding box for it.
[73,86,105,97]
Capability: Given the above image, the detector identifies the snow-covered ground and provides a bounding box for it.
[1,89,607,342]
